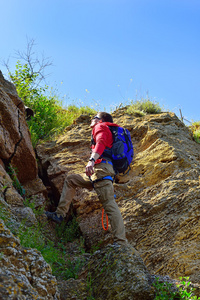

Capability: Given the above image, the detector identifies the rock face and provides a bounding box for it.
[0,71,37,184]
[117,112,200,284]
[0,71,46,200]
[37,109,200,285]
[0,219,59,299]
[0,71,58,299]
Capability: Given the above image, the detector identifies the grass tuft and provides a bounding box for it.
[189,121,200,144]
[127,98,162,115]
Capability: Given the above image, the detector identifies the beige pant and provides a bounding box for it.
[56,162,127,245]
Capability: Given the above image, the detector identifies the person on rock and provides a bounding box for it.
[45,112,127,246]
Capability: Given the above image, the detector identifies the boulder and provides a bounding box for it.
[0,71,38,184]
[0,219,60,299]
[57,244,154,300]
[83,244,154,300]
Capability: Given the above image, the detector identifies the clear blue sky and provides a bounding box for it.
[1,0,200,123]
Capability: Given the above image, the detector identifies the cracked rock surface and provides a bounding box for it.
[0,219,59,299]
[0,70,38,184]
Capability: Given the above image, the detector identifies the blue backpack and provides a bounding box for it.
[104,126,134,174]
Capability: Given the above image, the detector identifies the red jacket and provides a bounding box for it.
[91,122,119,163]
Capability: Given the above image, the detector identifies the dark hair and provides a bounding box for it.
[97,112,113,123]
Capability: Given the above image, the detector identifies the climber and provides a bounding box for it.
[45,112,127,246]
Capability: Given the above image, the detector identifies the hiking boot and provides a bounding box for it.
[112,242,121,248]
[45,211,64,224]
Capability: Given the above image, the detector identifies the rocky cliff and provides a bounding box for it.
[37,109,200,282]
[0,71,200,299]
[0,71,59,299]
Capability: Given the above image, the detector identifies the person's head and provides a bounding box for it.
[97,112,113,123]
[90,112,113,128]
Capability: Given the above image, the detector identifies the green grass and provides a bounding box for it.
[193,130,200,143]
[18,223,85,279]
[0,194,86,280]
[127,98,163,116]
[17,209,86,280]
[127,99,200,145]
[190,121,200,144]
[0,202,11,224]
[0,201,18,235]
[153,277,200,300]
[55,215,81,243]
[27,101,97,148]
[23,196,44,216]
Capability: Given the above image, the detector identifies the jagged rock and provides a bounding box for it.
[4,186,24,206]
[0,71,40,185]
[22,177,47,198]
[81,244,154,300]
[0,219,60,299]
[0,162,24,207]
[114,112,200,283]
[57,278,88,300]
[57,244,154,300]
[0,71,58,298]
[0,163,13,191]
[11,206,38,227]
[36,121,92,204]
[0,72,47,206]
[0,70,23,109]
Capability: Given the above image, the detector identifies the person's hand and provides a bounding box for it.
[86,160,95,177]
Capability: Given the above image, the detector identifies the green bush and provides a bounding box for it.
[127,98,162,115]
[190,121,200,144]
[193,130,200,143]
[9,61,96,147]
[153,276,200,300]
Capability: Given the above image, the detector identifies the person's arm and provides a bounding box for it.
[86,124,111,176]
[85,152,100,177]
